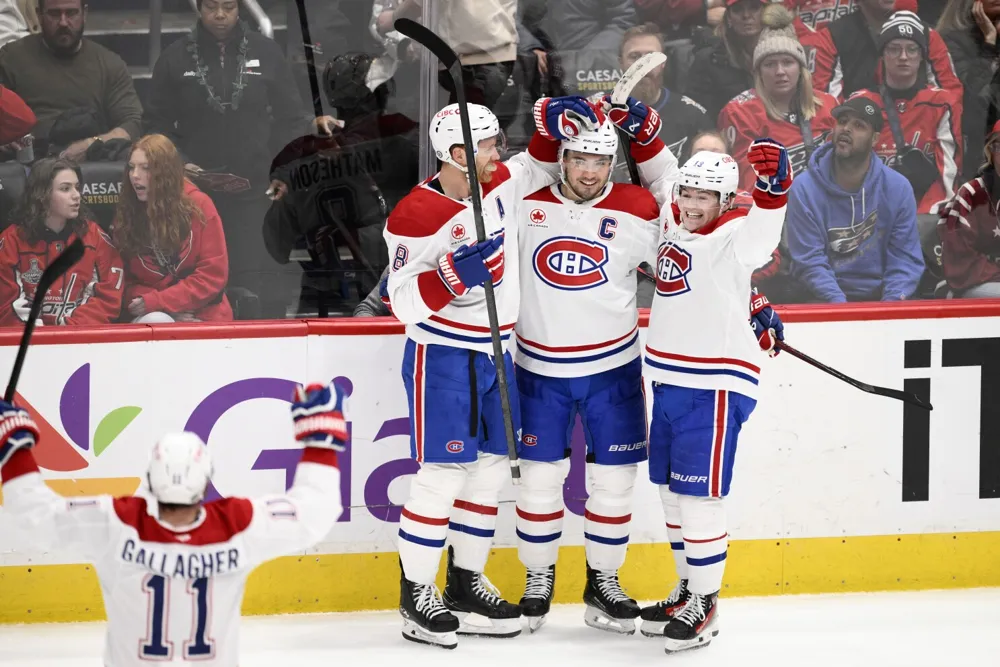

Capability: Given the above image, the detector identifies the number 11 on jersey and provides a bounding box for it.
[141,574,215,660]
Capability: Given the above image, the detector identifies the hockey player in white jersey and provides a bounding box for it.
[382,96,599,648]
[0,381,348,667]
[513,110,675,635]
[608,99,789,653]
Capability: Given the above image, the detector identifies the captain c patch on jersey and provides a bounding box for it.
[532,236,609,291]
[656,242,693,297]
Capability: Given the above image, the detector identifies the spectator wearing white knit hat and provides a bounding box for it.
[718,4,838,192]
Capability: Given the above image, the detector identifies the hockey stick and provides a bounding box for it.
[634,268,932,410]
[775,341,933,410]
[392,18,521,483]
[610,52,667,186]
[291,0,326,123]
[5,239,85,401]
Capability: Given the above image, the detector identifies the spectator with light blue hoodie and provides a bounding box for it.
[786,96,925,302]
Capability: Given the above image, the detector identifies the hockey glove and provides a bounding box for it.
[750,288,784,357]
[0,401,40,468]
[437,232,505,297]
[533,96,600,141]
[747,138,793,197]
[291,382,349,451]
[602,95,661,145]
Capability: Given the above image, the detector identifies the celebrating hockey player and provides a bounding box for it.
[608,98,788,653]
[513,109,674,634]
[0,380,348,667]
[382,96,598,648]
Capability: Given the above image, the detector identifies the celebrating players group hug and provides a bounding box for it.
[0,91,791,664]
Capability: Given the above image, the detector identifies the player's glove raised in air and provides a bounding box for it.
[0,400,40,468]
[601,95,661,145]
[533,96,600,141]
[747,138,793,197]
[749,288,784,357]
[437,232,504,297]
[291,382,349,451]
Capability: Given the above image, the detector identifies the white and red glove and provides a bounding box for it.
[291,382,349,451]
[533,96,600,140]
[749,288,784,357]
[747,138,793,197]
[437,232,505,297]
[602,95,661,145]
[0,400,39,468]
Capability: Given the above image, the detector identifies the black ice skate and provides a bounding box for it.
[519,565,555,633]
[442,546,522,638]
[399,566,459,649]
[582,565,641,635]
[639,578,690,638]
[663,591,720,654]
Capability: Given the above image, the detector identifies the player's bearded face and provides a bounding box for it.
[563,151,613,201]
[473,137,502,183]
[677,187,722,232]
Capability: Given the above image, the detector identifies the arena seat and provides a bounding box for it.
[0,162,27,231]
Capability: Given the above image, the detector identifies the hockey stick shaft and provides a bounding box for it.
[292,0,325,119]
[610,52,666,187]
[393,18,521,482]
[5,239,85,401]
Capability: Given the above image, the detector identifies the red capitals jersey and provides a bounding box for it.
[785,0,855,29]
[0,220,123,326]
[718,89,838,192]
[938,176,1000,291]
[851,87,962,213]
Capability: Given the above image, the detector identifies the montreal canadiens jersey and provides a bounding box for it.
[0,447,341,667]
[516,182,664,377]
[636,138,785,399]
[383,133,561,353]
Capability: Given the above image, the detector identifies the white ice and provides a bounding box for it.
[1,589,998,666]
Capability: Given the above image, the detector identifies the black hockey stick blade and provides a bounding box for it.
[393,18,458,69]
[5,238,85,402]
[776,341,932,410]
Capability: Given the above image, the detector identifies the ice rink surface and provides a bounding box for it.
[2,588,998,666]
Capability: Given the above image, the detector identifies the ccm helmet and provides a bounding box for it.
[429,103,504,172]
[146,432,214,505]
[674,151,740,208]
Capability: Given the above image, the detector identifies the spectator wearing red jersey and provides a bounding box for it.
[853,11,963,213]
[719,5,838,191]
[0,83,34,145]
[0,157,123,325]
[938,120,1000,297]
[113,134,232,323]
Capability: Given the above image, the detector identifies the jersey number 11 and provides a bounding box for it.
[141,574,215,660]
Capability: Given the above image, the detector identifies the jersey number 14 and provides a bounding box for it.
[141,573,215,660]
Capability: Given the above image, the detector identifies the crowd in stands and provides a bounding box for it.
[0,0,999,326]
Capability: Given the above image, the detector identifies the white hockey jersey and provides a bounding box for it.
[636,139,786,400]
[383,133,561,354]
[516,182,663,377]
[0,447,342,667]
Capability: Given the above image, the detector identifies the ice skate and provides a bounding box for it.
[399,569,459,650]
[582,565,641,635]
[663,591,719,653]
[639,578,690,637]
[519,565,555,633]
[442,547,522,638]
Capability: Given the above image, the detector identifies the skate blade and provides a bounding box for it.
[401,620,458,649]
[663,628,719,654]
[526,614,547,634]
[639,619,667,638]
[583,606,636,636]
[454,611,522,638]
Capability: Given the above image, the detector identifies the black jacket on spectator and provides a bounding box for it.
[543,0,638,51]
[144,21,309,187]
[941,25,998,180]
[684,38,753,123]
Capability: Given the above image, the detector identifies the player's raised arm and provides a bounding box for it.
[0,404,117,559]
[732,138,791,268]
[604,96,680,207]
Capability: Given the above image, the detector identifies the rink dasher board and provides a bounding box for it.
[0,306,997,623]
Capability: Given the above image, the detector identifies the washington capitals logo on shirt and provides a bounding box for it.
[656,242,693,296]
[532,236,609,291]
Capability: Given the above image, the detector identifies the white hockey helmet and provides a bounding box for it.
[429,103,504,172]
[674,150,740,208]
[559,116,619,185]
[146,432,214,506]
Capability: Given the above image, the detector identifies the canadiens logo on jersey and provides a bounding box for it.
[532,236,609,291]
[656,242,693,296]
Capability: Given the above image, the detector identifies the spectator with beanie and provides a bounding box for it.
[0,0,142,161]
[853,11,962,213]
[719,4,838,191]
[937,119,1000,297]
[938,0,1000,180]
[0,157,123,325]
[786,97,925,302]
[113,134,232,323]
[813,0,961,100]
